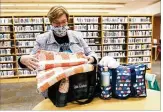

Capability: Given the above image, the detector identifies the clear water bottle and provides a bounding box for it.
[100,67,111,99]
[101,67,110,87]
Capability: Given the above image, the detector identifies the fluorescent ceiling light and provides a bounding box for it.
[69,10,113,13]
[1,3,124,8]
[1,4,15,6]
[1,9,114,13]
[1,4,37,6]
[1,10,48,12]
[39,4,124,8]
[16,4,38,6]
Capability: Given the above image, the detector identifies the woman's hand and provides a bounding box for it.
[20,55,39,70]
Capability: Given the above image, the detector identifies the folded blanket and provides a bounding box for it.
[35,50,94,93]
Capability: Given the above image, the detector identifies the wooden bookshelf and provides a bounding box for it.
[0,15,153,82]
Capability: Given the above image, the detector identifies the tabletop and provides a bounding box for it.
[32,89,161,111]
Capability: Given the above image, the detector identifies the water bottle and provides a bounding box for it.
[100,67,111,99]
[101,67,110,87]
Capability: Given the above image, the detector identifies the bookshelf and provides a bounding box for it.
[102,16,128,64]
[128,16,152,70]
[73,16,102,60]
[0,16,17,79]
[13,16,44,78]
[0,15,153,81]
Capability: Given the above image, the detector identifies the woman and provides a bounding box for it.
[18,6,97,70]
[18,6,98,99]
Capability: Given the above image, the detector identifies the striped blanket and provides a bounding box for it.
[35,50,94,93]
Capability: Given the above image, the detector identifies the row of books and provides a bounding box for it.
[129,31,152,36]
[0,26,11,32]
[84,39,101,44]
[103,38,125,44]
[16,41,35,47]
[0,64,13,69]
[81,32,99,37]
[0,41,12,47]
[128,57,150,63]
[14,18,43,24]
[0,71,14,77]
[17,48,33,54]
[129,24,152,29]
[102,17,128,23]
[18,70,37,76]
[1,17,70,25]
[74,25,151,31]
[0,18,12,24]
[128,44,151,50]
[0,56,13,62]
[103,24,125,30]
[14,26,43,32]
[103,45,124,51]
[128,38,151,43]
[128,51,151,56]
[103,52,126,57]
[103,31,125,37]
[0,49,11,55]
[128,17,151,23]
[74,17,99,23]
[74,25,99,31]
[15,33,40,39]
[0,34,11,39]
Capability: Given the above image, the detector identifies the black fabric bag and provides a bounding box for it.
[48,65,98,107]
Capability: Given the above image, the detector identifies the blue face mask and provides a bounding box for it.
[52,25,69,37]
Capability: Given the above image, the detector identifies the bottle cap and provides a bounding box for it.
[103,67,108,72]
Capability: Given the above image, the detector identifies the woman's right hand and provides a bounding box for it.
[20,55,39,71]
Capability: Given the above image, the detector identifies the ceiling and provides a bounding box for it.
[0,0,160,16]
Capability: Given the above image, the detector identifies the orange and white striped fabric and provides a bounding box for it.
[35,50,94,93]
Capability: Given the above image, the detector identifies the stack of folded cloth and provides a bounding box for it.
[35,50,94,93]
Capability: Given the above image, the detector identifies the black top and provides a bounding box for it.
[53,32,71,53]
[53,33,69,45]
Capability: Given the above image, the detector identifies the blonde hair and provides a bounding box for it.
[47,6,69,24]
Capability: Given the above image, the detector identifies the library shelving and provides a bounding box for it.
[102,16,128,64]
[73,16,102,60]
[0,15,153,81]
[128,16,153,70]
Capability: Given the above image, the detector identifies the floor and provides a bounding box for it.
[0,82,44,110]
[0,61,161,110]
